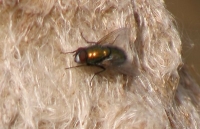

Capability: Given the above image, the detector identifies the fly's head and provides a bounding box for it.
[73,47,88,64]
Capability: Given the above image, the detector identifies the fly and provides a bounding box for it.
[64,28,138,85]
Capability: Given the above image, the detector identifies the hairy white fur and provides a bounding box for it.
[0,0,199,128]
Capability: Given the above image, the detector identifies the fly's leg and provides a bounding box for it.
[65,63,105,86]
[90,65,106,86]
[65,64,87,69]
[80,32,97,44]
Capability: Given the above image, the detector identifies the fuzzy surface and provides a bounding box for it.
[0,0,200,128]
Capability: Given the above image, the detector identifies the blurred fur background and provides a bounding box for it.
[0,0,199,128]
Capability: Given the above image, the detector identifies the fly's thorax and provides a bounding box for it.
[85,45,111,64]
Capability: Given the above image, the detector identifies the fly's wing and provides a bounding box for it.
[97,28,129,45]
[97,28,131,60]
[116,60,140,77]
[98,28,140,77]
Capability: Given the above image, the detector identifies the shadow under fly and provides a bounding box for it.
[63,28,139,86]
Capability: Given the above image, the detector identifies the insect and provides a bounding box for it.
[64,28,138,85]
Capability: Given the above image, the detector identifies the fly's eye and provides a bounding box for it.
[75,49,87,63]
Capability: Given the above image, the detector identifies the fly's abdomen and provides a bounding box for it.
[107,46,127,66]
